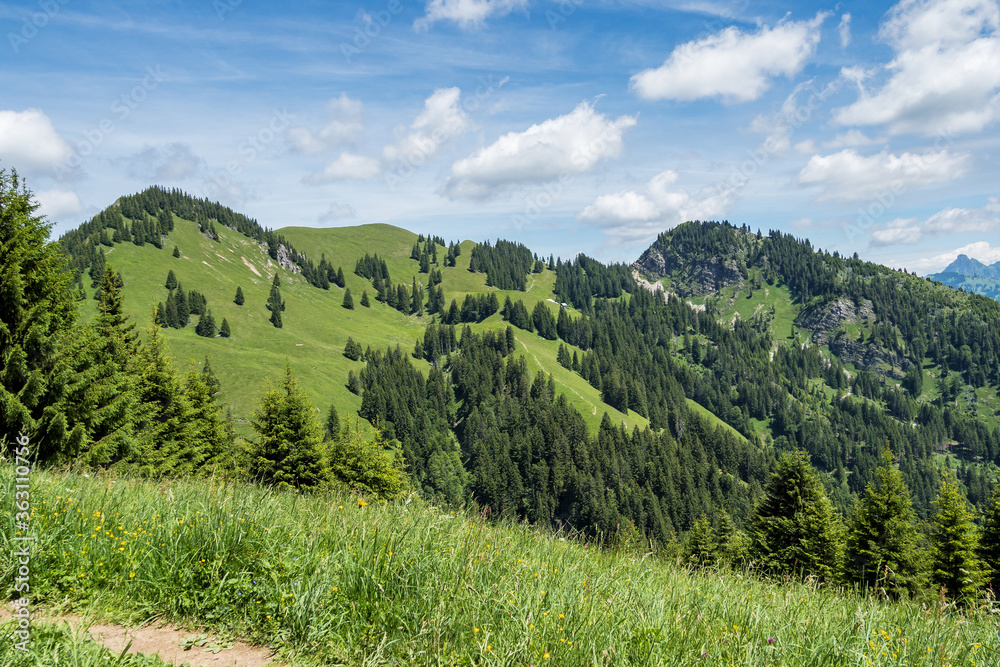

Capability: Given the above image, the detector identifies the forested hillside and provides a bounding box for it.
[5,179,1000,603]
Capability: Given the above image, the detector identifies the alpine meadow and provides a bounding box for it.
[7,0,1000,664]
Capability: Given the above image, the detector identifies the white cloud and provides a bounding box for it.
[440,101,636,200]
[288,94,364,154]
[383,87,472,166]
[415,0,526,30]
[0,109,72,172]
[749,79,840,155]
[833,0,1000,135]
[126,142,204,180]
[35,188,82,221]
[823,129,883,149]
[870,200,1000,246]
[318,202,358,223]
[912,241,1000,273]
[577,170,737,245]
[838,13,852,48]
[304,152,381,184]
[629,13,827,103]
[796,148,971,202]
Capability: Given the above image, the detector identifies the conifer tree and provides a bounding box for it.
[155,302,167,327]
[234,286,244,306]
[335,266,345,288]
[328,418,408,500]
[361,289,370,307]
[164,291,180,329]
[979,484,1000,594]
[343,287,354,309]
[845,450,923,597]
[747,450,844,582]
[219,318,230,338]
[266,280,284,328]
[930,474,987,602]
[165,269,177,290]
[89,248,106,287]
[685,516,718,567]
[325,404,341,441]
[175,284,189,326]
[0,169,86,460]
[172,245,180,258]
[250,363,330,491]
[195,309,217,337]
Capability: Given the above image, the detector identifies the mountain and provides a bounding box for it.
[927,254,1000,301]
[42,192,1000,548]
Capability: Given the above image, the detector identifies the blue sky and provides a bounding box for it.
[3,0,999,272]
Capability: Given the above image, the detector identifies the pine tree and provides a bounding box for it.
[164,291,180,328]
[325,404,340,441]
[266,281,284,328]
[234,285,244,306]
[219,318,231,338]
[155,302,167,327]
[360,289,370,307]
[0,169,87,461]
[335,267,345,288]
[165,269,177,290]
[685,515,719,567]
[89,248,106,287]
[845,450,923,597]
[134,323,194,476]
[979,484,1000,594]
[747,450,844,582]
[930,474,987,602]
[175,285,189,326]
[343,287,354,309]
[172,245,180,258]
[250,363,330,491]
[328,418,408,500]
[195,309,217,337]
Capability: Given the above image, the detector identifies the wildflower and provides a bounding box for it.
[768,637,775,644]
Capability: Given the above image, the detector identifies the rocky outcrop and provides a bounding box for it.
[798,296,904,377]
[633,245,744,297]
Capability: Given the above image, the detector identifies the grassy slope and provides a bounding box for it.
[88,219,643,435]
[4,466,995,667]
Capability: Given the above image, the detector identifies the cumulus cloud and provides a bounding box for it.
[304,152,382,184]
[440,101,636,200]
[871,198,1000,246]
[0,109,72,172]
[318,202,358,223]
[35,188,82,221]
[796,148,971,203]
[126,142,204,181]
[629,12,827,103]
[911,240,1000,273]
[577,170,737,245]
[838,13,852,47]
[382,87,472,167]
[287,94,364,154]
[833,0,1000,135]
[415,0,526,29]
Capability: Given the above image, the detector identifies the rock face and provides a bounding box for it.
[259,242,302,274]
[634,241,745,297]
[799,296,905,376]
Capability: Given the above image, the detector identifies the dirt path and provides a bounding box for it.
[1,608,276,666]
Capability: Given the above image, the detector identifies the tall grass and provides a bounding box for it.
[2,466,998,665]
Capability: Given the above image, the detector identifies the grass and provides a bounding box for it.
[4,465,998,666]
[78,218,632,437]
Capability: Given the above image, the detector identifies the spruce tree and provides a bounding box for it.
[343,287,354,309]
[979,484,1000,594]
[328,418,408,500]
[930,474,987,602]
[219,318,231,338]
[361,289,370,307]
[685,516,718,567]
[155,302,167,327]
[164,291,180,328]
[175,285,189,326]
[325,404,340,441]
[747,450,844,582]
[266,281,284,328]
[89,248,106,287]
[0,169,86,460]
[234,285,244,306]
[195,309,217,337]
[172,245,180,258]
[250,363,330,491]
[845,450,923,597]
[165,269,177,290]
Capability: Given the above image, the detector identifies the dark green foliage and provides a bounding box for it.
[234,285,244,306]
[165,269,177,290]
[360,290,370,307]
[172,245,180,258]
[903,364,924,397]
[685,516,718,567]
[343,288,354,310]
[747,451,843,582]
[325,404,340,440]
[89,248,106,287]
[469,239,535,290]
[155,302,167,327]
[344,337,363,361]
[175,284,189,327]
[195,310,217,337]
[250,364,330,491]
[557,343,571,369]
[532,302,558,340]
[355,253,390,285]
[266,280,284,328]
[0,169,85,459]
[930,474,986,602]
[845,451,923,597]
[978,485,1000,593]
[328,418,409,500]
[219,318,230,338]
[164,292,180,329]
[347,370,361,395]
